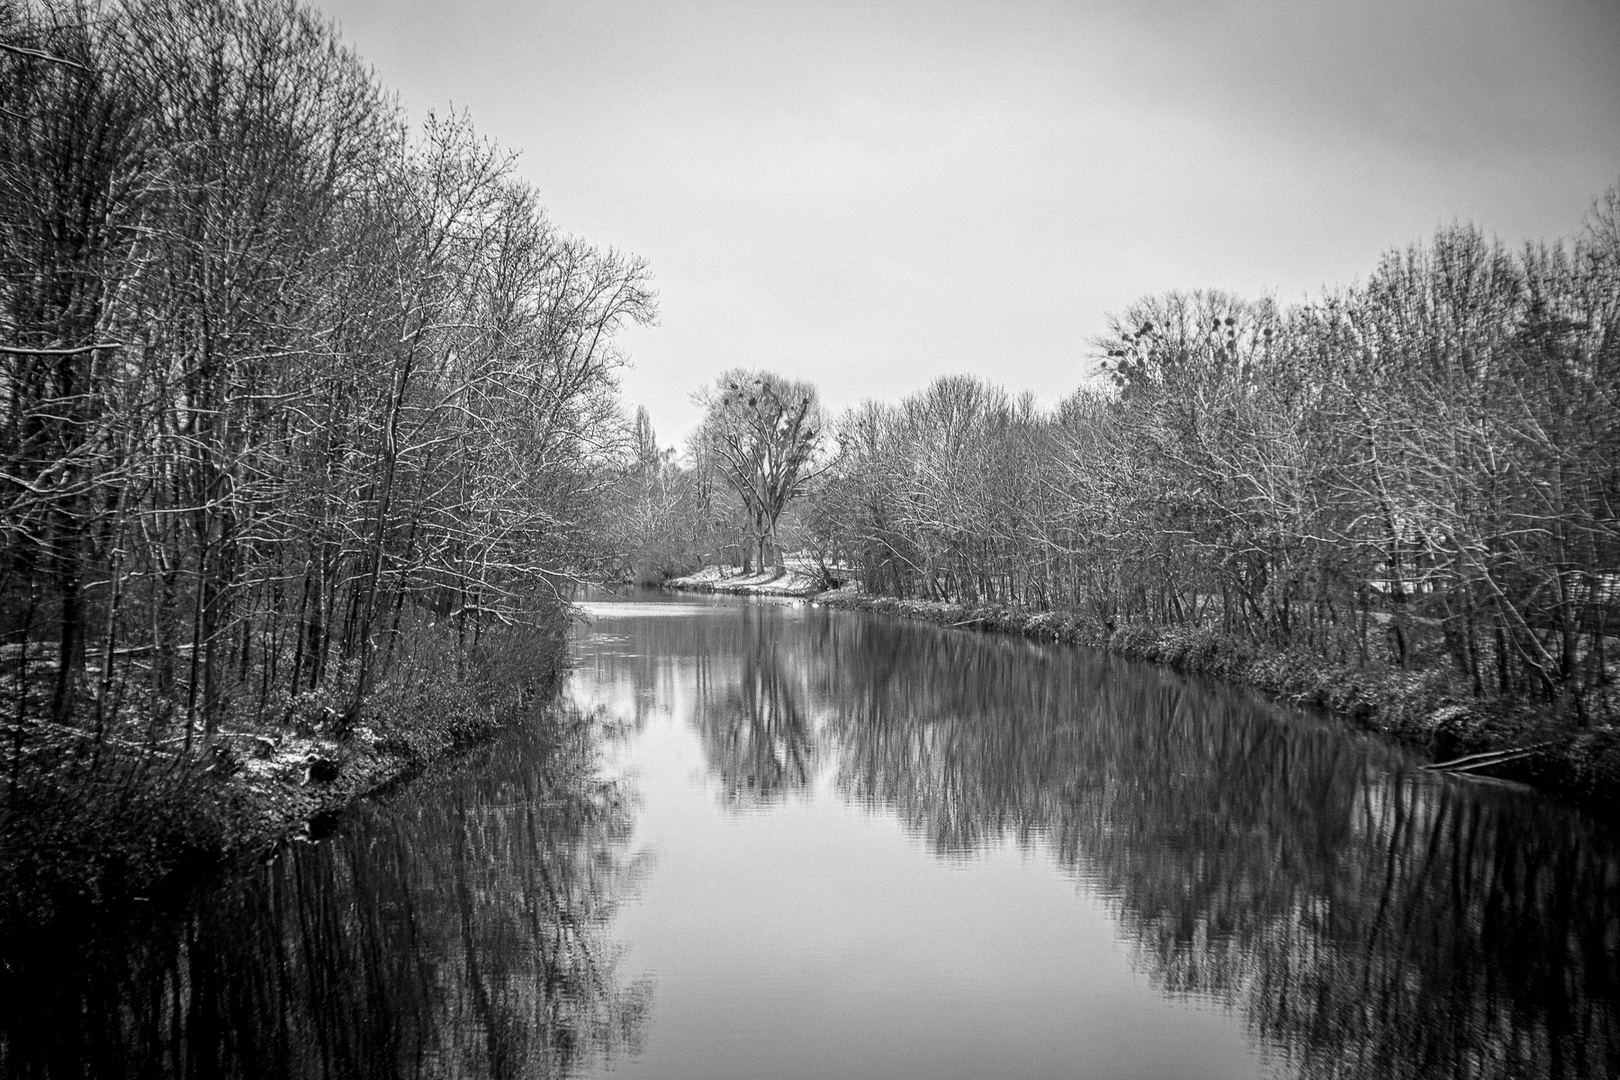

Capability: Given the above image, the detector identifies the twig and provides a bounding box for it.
[0,341,123,356]
[0,42,87,71]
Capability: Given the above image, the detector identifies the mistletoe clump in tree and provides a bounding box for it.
[695,370,826,573]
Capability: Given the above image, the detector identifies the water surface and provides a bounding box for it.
[565,593,1619,1079]
[2,592,1615,1079]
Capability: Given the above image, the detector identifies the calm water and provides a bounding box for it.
[3,592,1617,1078]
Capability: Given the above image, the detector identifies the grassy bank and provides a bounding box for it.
[668,579,1620,808]
[0,620,569,927]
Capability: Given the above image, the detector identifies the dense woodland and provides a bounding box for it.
[1,0,650,826]
[628,194,1620,728]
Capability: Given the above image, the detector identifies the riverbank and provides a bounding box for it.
[0,625,568,926]
[664,575,1620,806]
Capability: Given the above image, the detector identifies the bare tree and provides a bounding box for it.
[693,370,825,573]
[0,0,655,803]
[806,188,1620,724]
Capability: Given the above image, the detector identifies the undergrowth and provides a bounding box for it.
[0,614,571,926]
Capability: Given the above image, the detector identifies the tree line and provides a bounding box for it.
[809,203,1620,723]
[637,190,1620,726]
[1,0,652,773]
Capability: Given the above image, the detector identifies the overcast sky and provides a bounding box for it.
[310,0,1620,446]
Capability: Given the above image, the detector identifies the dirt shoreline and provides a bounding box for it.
[665,575,1620,809]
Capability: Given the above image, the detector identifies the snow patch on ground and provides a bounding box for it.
[666,563,827,597]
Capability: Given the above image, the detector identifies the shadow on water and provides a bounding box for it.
[587,599,1620,1080]
[0,714,651,1080]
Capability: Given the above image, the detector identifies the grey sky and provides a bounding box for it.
[311,0,1620,444]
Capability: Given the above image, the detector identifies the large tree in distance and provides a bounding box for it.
[694,369,825,573]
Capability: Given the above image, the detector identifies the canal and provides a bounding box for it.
[4,591,1617,1078]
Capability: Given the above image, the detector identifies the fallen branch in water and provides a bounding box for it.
[1424,742,1553,774]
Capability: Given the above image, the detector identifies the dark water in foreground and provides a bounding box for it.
[3,593,1617,1078]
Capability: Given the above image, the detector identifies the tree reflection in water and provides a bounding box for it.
[693,608,818,808]
[824,615,1620,1080]
[20,600,1609,1079]
[605,600,1619,1080]
[0,713,650,1079]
